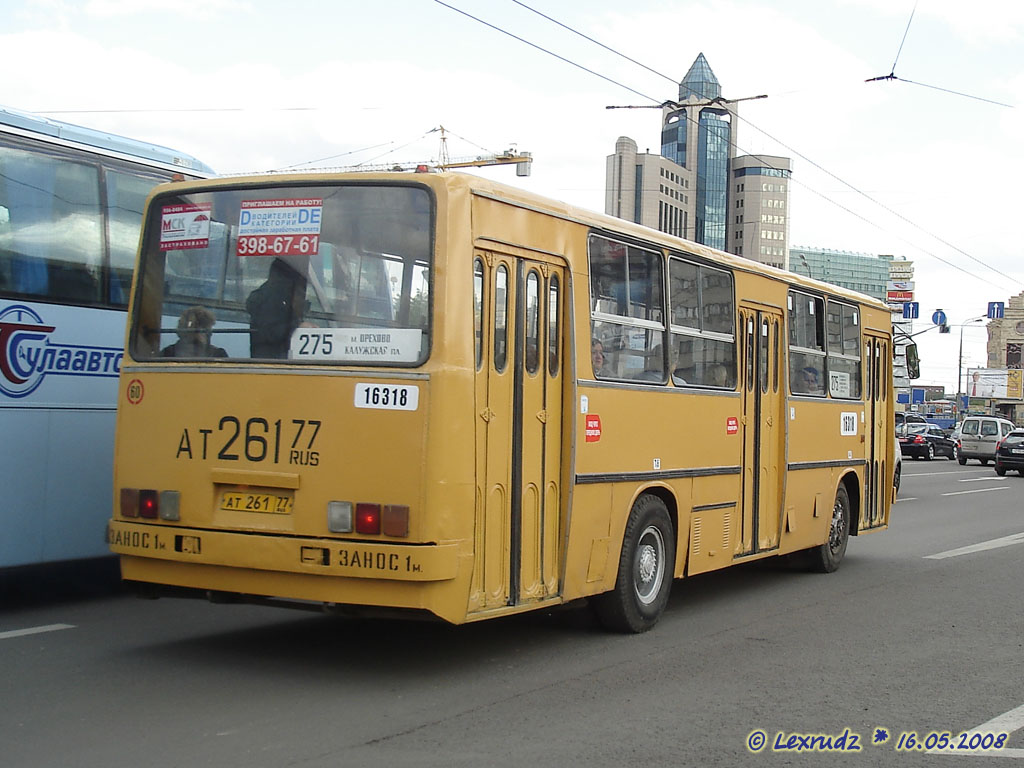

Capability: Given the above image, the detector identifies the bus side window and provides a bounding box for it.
[0,145,103,303]
[547,274,560,376]
[474,259,484,370]
[494,264,509,372]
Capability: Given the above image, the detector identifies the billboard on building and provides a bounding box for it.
[966,368,1024,400]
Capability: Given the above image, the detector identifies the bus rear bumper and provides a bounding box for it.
[107,520,461,582]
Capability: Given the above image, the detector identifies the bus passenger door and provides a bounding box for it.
[864,334,889,527]
[472,251,564,612]
[738,305,784,556]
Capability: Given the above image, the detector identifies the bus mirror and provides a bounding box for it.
[905,343,920,380]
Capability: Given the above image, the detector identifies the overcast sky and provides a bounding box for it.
[4,0,1023,392]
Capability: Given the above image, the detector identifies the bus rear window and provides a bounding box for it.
[130,184,433,365]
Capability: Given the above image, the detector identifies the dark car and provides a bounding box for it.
[898,423,958,461]
[994,429,1024,476]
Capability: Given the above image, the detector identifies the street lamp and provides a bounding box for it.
[956,317,987,420]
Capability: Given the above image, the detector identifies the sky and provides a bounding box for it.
[3,0,1023,393]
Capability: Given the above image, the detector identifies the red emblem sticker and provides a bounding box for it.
[727,416,739,435]
[126,378,144,405]
[585,415,602,442]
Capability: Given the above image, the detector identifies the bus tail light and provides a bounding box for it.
[140,490,159,518]
[382,505,409,537]
[159,491,181,521]
[327,501,408,537]
[119,488,180,520]
[120,488,140,518]
[327,501,353,533]
[356,503,381,535]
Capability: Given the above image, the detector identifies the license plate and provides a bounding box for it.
[1012,449,1024,455]
[219,490,294,514]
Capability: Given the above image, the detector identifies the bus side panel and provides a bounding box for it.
[569,386,744,593]
[782,400,867,551]
[0,301,124,567]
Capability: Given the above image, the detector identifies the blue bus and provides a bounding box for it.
[0,106,213,569]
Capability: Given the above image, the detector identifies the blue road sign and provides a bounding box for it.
[903,302,919,319]
[988,302,1005,319]
[932,309,947,326]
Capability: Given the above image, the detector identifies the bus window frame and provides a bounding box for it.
[128,180,437,367]
[667,252,737,390]
[587,232,666,383]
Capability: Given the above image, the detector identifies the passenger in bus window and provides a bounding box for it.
[161,306,227,358]
[591,339,608,377]
[800,365,824,395]
[708,363,729,388]
[246,258,307,358]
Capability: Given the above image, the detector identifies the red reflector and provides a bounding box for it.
[355,503,381,535]
[139,490,159,519]
[120,488,139,518]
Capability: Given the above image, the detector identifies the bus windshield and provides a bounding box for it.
[131,183,433,365]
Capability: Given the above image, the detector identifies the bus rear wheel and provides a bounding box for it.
[804,484,850,573]
[591,494,675,633]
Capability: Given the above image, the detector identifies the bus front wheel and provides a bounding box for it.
[591,494,675,633]
[804,484,851,573]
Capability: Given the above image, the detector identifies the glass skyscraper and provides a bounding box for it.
[606,53,791,267]
[659,54,732,251]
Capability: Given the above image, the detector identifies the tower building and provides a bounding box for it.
[606,53,791,267]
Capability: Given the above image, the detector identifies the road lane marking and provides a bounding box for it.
[925,532,1024,560]
[0,623,75,640]
[903,470,996,477]
[960,476,1010,483]
[928,702,1024,758]
[942,487,1011,497]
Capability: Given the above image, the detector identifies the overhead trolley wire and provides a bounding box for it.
[865,0,1014,108]
[432,0,1022,291]
[431,0,660,104]
[890,0,919,77]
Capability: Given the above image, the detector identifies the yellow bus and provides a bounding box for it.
[108,171,894,632]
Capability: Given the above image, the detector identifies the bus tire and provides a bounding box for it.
[591,494,675,633]
[804,484,850,573]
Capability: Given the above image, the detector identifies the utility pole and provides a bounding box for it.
[956,316,987,421]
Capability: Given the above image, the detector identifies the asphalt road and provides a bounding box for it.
[3,458,1023,767]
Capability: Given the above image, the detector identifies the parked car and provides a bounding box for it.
[994,429,1024,476]
[957,416,1017,465]
[898,423,959,461]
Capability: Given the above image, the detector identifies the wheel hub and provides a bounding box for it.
[638,544,657,585]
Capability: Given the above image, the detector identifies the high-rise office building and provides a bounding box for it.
[730,155,791,268]
[605,53,791,266]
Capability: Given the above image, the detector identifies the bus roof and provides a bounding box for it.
[0,104,215,176]
[447,172,893,313]
[146,168,889,312]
